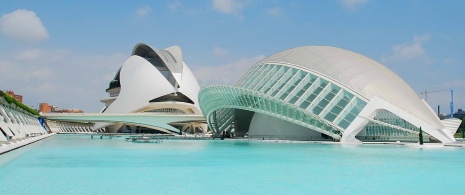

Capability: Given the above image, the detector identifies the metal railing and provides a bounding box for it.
[246,135,332,141]
[356,136,430,142]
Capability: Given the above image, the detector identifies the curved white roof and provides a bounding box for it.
[257,46,443,128]
[93,43,202,131]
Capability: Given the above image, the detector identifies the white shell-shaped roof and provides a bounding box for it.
[257,46,442,128]
[132,43,184,86]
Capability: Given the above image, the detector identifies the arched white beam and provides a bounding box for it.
[41,113,205,134]
[134,102,196,114]
[341,96,455,143]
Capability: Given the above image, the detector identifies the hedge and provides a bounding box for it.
[0,89,39,116]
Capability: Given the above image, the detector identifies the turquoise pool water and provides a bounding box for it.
[0,135,464,194]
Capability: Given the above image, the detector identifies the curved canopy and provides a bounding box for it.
[199,85,342,139]
[258,46,442,128]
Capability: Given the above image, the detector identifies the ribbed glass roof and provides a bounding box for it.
[257,46,443,128]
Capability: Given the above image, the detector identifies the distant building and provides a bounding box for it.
[439,114,448,120]
[52,108,84,113]
[39,102,83,113]
[39,103,53,113]
[453,109,465,120]
[6,90,23,103]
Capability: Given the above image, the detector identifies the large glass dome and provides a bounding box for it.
[199,46,455,143]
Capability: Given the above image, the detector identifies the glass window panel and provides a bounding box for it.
[329,105,343,115]
[248,68,268,89]
[323,92,336,102]
[357,99,367,108]
[289,96,299,104]
[295,86,308,97]
[289,81,313,104]
[255,66,275,91]
[342,91,354,101]
[270,81,287,96]
[263,80,279,94]
[336,99,349,109]
[317,99,330,109]
[263,87,274,94]
[319,79,329,87]
[261,66,284,93]
[330,85,341,93]
[279,92,290,100]
[344,113,356,122]
[280,76,303,100]
[349,106,363,117]
[305,94,318,104]
[324,112,337,122]
[313,106,324,115]
[312,87,324,96]
[300,101,311,109]
[338,119,351,129]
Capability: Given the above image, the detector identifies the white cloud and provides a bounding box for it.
[0,59,51,81]
[392,42,424,60]
[0,9,48,42]
[0,48,127,112]
[24,82,57,93]
[169,0,183,11]
[340,0,368,10]
[194,55,265,86]
[213,0,242,14]
[137,5,152,16]
[213,46,228,57]
[383,33,430,61]
[267,7,281,16]
[443,58,456,65]
[14,49,42,61]
[29,69,53,79]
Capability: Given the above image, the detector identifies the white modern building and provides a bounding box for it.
[199,46,461,143]
[93,43,206,134]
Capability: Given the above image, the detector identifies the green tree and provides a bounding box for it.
[462,118,465,138]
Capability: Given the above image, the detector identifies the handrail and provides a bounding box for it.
[247,135,332,141]
[355,135,430,142]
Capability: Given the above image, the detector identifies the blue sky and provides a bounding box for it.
[0,0,464,114]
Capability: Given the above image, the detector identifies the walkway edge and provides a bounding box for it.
[0,133,56,155]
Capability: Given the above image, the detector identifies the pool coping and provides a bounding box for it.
[0,133,56,155]
[225,138,465,148]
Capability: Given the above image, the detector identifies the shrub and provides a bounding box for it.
[0,89,39,116]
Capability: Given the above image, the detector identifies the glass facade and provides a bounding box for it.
[363,110,428,138]
[199,64,369,139]
[198,61,443,142]
[199,86,342,138]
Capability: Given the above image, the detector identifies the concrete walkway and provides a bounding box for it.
[0,133,56,155]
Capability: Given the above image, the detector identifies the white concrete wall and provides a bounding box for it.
[248,112,323,139]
